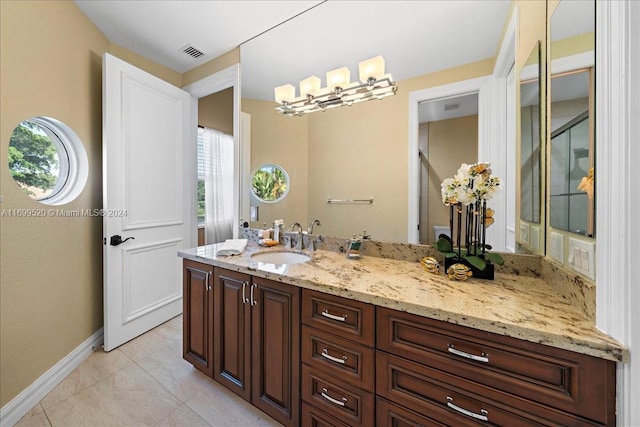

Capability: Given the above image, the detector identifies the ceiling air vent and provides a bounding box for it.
[444,102,461,111]
[180,44,205,59]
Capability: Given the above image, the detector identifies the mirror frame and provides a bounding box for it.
[517,40,545,253]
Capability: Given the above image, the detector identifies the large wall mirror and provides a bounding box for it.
[519,41,544,252]
[240,2,544,246]
[549,0,595,244]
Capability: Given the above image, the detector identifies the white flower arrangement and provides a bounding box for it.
[435,162,503,278]
[441,162,501,206]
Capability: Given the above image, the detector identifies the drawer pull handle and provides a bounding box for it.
[448,344,489,363]
[321,388,347,407]
[446,396,488,421]
[321,309,348,322]
[321,348,348,364]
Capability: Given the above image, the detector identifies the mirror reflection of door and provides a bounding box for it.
[549,70,594,237]
[549,0,595,240]
[197,87,235,245]
[419,93,478,245]
[520,42,542,226]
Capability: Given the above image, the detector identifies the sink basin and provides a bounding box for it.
[251,251,311,265]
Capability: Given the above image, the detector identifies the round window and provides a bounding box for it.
[250,163,290,203]
[8,117,88,205]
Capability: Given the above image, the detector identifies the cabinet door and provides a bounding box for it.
[251,277,301,427]
[214,268,252,400]
[182,260,214,377]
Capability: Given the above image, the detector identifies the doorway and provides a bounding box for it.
[182,64,244,244]
[197,88,235,245]
[418,93,479,245]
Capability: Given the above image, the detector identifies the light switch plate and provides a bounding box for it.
[520,223,530,245]
[250,205,259,222]
[550,232,564,263]
[567,237,595,280]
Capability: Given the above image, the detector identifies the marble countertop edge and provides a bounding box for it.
[178,245,629,363]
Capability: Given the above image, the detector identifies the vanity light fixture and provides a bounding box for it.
[274,55,397,116]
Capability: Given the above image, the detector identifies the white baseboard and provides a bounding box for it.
[0,328,104,427]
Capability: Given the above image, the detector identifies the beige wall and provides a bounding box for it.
[426,115,479,245]
[0,0,108,407]
[272,58,494,242]
[108,43,182,87]
[241,99,309,229]
[182,48,240,88]
[0,0,219,408]
[198,87,234,134]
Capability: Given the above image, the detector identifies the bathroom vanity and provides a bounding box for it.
[179,242,627,426]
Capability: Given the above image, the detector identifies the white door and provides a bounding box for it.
[103,53,195,351]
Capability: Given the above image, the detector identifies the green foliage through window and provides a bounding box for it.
[251,165,288,202]
[8,121,60,198]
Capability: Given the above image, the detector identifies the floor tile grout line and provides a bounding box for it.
[154,403,213,427]
[133,341,211,404]
[39,347,137,413]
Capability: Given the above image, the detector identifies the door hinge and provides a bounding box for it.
[103,237,106,245]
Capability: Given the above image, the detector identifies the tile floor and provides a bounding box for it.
[15,315,283,427]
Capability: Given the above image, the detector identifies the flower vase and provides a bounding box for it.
[444,256,495,280]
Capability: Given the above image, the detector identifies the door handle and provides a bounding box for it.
[110,235,135,246]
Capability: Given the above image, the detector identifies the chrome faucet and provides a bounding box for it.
[308,219,321,234]
[291,223,303,250]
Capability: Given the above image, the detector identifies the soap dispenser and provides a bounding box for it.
[346,234,362,259]
[273,219,284,243]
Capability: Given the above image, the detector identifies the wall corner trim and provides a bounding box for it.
[0,328,104,426]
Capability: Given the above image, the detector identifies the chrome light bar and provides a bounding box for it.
[274,55,398,116]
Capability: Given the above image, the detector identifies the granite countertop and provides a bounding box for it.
[178,243,628,363]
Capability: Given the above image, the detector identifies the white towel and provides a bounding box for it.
[216,239,248,256]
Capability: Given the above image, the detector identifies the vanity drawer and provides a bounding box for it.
[377,352,603,427]
[301,401,350,427]
[302,325,375,391]
[302,289,375,346]
[301,364,374,427]
[376,396,461,427]
[377,307,615,425]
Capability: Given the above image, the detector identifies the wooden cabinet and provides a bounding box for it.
[183,262,617,427]
[213,269,300,427]
[250,276,300,426]
[213,268,251,399]
[301,401,351,427]
[182,259,214,376]
[301,289,375,427]
[377,307,616,426]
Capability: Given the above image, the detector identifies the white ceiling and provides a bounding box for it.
[75,0,511,106]
[75,0,323,74]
